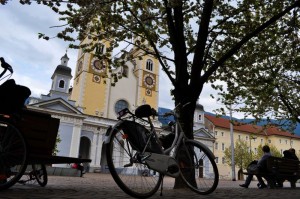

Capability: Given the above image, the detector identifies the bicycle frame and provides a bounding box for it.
[105,105,186,175]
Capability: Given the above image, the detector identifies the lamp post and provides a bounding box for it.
[229,104,236,181]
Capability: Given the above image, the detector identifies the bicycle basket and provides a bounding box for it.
[120,120,162,154]
[0,79,31,114]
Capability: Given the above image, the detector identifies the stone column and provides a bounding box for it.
[69,124,82,157]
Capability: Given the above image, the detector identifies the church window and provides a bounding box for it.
[215,157,219,164]
[198,114,202,121]
[96,43,105,55]
[215,142,218,150]
[115,100,129,114]
[59,80,65,88]
[146,59,153,71]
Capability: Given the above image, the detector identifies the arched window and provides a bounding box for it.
[59,80,65,88]
[114,100,129,114]
[146,59,153,71]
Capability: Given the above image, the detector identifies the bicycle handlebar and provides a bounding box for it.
[0,57,13,74]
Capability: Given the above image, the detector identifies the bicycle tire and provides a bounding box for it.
[32,164,48,187]
[105,125,162,198]
[177,139,219,194]
[0,121,27,190]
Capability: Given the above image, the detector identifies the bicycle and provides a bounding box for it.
[17,164,48,187]
[104,103,219,198]
[0,58,47,188]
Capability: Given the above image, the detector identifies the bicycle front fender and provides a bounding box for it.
[103,120,125,144]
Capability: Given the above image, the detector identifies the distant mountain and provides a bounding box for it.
[157,107,174,126]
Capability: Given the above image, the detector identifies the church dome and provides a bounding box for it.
[51,53,73,79]
[51,65,72,79]
[196,103,204,111]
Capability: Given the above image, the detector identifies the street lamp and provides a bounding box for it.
[229,104,236,181]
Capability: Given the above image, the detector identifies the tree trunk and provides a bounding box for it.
[173,101,196,189]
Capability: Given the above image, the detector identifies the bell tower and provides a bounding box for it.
[130,45,160,111]
[70,37,110,116]
[70,36,160,119]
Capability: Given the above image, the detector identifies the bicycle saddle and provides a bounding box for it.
[135,104,157,118]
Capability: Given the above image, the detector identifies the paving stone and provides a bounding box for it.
[1,173,300,199]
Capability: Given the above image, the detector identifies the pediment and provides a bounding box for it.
[29,98,82,114]
[194,128,215,139]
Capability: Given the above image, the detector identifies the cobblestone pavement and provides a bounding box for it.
[1,173,300,199]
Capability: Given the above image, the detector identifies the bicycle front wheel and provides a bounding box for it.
[177,140,219,194]
[105,126,162,198]
[32,164,47,187]
[0,121,27,190]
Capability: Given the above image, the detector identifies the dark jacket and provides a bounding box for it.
[283,150,299,161]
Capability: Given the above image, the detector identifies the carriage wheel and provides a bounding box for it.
[32,164,48,187]
[0,121,27,190]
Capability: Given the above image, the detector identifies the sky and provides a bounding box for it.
[0,2,229,117]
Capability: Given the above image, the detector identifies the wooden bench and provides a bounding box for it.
[245,157,300,188]
[266,157,300,188]
[16,109,91,173]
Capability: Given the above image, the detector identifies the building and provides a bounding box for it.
[205,114,300,180]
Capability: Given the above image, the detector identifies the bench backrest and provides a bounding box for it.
[16,109,60,157]
[267,156,300,175]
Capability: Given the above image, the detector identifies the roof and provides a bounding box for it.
[205,114,300,139]
[196,103,204,111]
[51,65,72,78]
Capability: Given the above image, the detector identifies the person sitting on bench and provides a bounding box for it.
[239,145,272,189]
[283,148,298,161]
[275,148,299,188]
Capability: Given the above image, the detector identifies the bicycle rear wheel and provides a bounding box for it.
[0,121,27,190]
[105,125,162,198]
[32,164,47,187]
[177,140,219,194]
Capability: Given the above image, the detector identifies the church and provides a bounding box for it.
[27,43,214,172]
